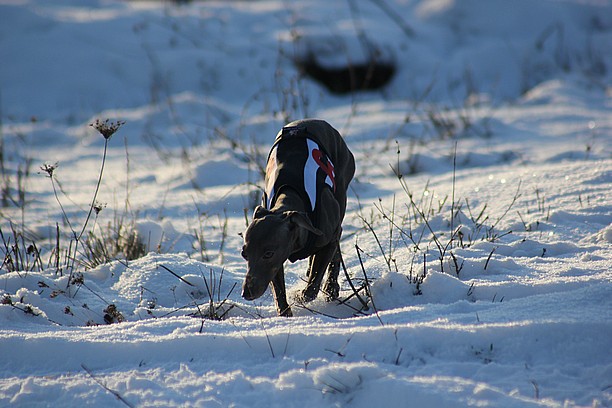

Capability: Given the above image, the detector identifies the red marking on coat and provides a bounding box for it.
[312,149,336,192]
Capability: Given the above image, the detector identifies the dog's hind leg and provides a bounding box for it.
[301,241,337,302]
[323,242,341,301]
[271,267,293,317]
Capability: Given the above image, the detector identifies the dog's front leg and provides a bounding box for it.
[323,242,341,301]
[301,242,337,302]
[271,267,293,317]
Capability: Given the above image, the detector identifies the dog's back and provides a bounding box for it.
[267,119,355,219]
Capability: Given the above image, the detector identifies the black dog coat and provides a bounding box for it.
[262,124,337,261]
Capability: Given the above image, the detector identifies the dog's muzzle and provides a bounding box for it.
[241,275,267,301]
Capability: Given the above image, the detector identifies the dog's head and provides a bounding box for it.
[241,205,321,301]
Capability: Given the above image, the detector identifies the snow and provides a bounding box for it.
[1,0,611,406]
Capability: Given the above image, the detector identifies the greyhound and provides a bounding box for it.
[241,119,355,316]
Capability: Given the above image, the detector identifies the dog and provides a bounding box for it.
[241,119,355,316]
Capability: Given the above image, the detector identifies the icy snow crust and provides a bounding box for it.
[0,0,611,407]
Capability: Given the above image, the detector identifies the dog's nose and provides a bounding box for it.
[242,277,256,300]
[242,275,266,300]
[242,284,254,300]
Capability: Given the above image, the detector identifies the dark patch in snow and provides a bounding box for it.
[294,52,396,94]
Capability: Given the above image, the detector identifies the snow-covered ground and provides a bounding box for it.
[1,0,611,406]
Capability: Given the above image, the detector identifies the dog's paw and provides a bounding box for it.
[279,306,293,317]
[323,281,340,302]
[298,287,318,303]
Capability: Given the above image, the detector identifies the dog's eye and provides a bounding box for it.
[262,251,274,260]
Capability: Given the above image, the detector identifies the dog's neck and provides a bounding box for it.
[270,187,309,213]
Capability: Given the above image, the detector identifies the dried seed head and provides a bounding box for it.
[93,201,106,215]
[40,162,58,177]
[89,119,125,140]
[103,303,125,324]
[70,272,85,286]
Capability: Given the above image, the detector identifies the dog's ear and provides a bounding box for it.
[284,211,323,236]
[253,205,271,219]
